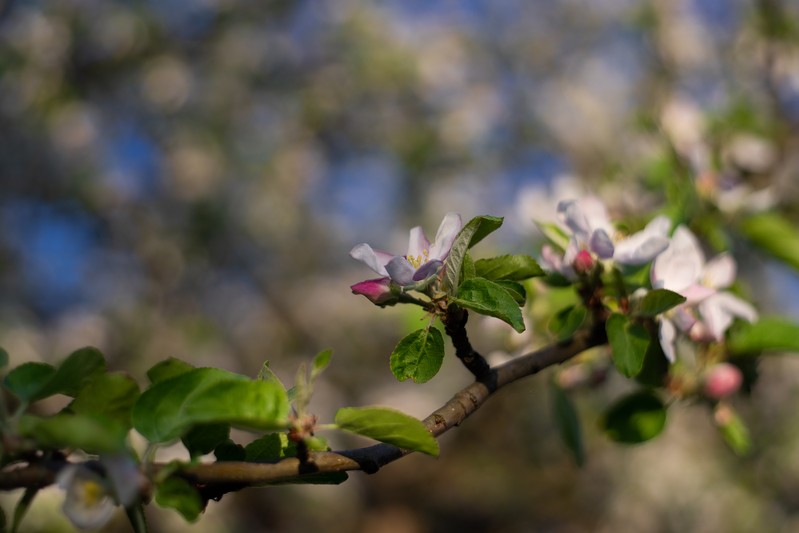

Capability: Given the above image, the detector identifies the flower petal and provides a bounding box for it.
[386,256,416,286]
[589,229,615,259]
[407,226,431,260]
[613,217,671,265]
[659,318,677,363]
[413,259,443,281]
[428,212,462,260]
[351,277,394,304]
[350,244,393,277]
[698,292,756,341]
[651,226,704,293]
[703,253,736,289]
[557,199,592,238]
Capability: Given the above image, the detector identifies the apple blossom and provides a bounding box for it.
[651,225,757,359]
[540,197,670,278]
[350,213,462,292]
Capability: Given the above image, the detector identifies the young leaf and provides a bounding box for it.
[739,212,799,272]
[536,221,570,250]
[548,305,587,342]
[390,328,445,383]
[37,347,106,398]
[335,406,439,456]
[70,372,141,428]
[714,404,751,455]
[606,313,650,378]
[155,477,203,522]
[4,348,107,404]
[147,358,195,385]
[635,336,670,388]
[132,368,289,443]
[311,349,332,381]
[442,215,504,293]
[244,433,283,461]
[452,277,525,332]
[4,363,55,403]
[181,424,230,457]
[601,390,667,444]
[549,380,585,466]
[474,254,544,281]
[257,361,286,390]
[214,439,246,461]
[727,317,799,355]
[634,289,686,317]
[494,280,527,306]
[18,413,128,453]
[460,251,476,282]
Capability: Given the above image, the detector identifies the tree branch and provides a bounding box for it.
[0,324,607,495]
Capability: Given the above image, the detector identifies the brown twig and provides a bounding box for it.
[0,325,607,494]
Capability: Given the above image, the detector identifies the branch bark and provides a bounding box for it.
[0,324,607,494]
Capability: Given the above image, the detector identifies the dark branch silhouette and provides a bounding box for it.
[0,323,607,499]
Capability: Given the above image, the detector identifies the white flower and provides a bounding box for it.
[350,213,462,288]
[58,465,116,531]
[651,225,757,360]
[540,197,670,278]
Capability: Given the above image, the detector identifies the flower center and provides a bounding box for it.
[407,249,430,269]
[78,479,107,507]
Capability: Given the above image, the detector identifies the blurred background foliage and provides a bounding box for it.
[1,0,799,531]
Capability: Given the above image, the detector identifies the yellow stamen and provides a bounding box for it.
[407,249,430,269]
[79,480,106,506]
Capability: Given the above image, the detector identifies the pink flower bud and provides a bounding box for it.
[351,278,397,306]
[703,363,742,399]
[573,249,594,273]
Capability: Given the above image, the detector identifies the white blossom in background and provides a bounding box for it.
[539,197,670,279]
[651,225,758,360]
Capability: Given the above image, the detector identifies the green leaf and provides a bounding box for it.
[182,424,230,457]
[606,313,650,378]
[147,358,195,385]
[4,348,107,404]
[714,404,751,455]
[452,277,525,332]
[548,305,587,342]
[601,390,667,444]
[311,349,332,381]
[727,317,799,355]
[19,413,128,453]
[214,439,246,461]
[389,327,445,383]
[4,363,55,403]
[132,368,289,443]
[549,380,585,467]
[36,347,106,399]
[70,372,141,428]
[536,221,570,250]
[739,212,799,271]
[474,254,544,281]
[634,289,686,317]
[460,252,476,281]
[155,477,203,522]
[442,215,503,293]
[244,433,283,461]
[335,406,439,456]
[635,336,670,388]
[0,347,8,369]
[494,280,526,306]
